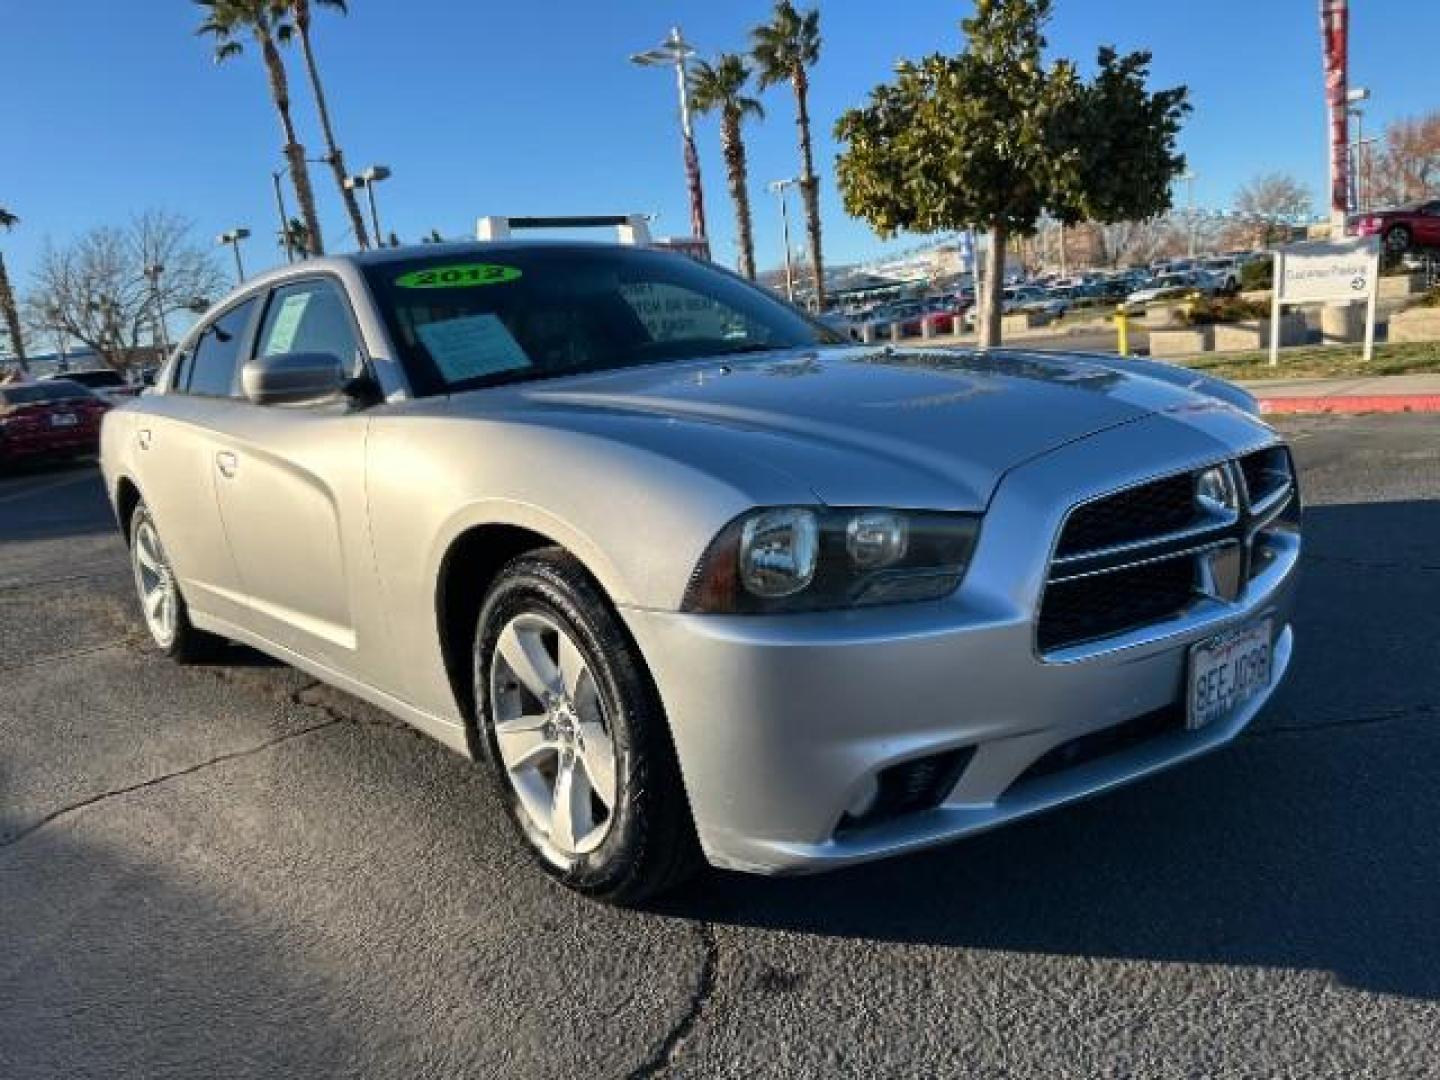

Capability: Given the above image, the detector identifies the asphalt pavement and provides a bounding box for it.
[2,416,1439,1079]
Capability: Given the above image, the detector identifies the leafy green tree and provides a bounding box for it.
[0,207,27,372]
[834,0,1188,346]
[751,1,825,306]
[691,54,765,281]
[282,0,371,250]
[196,0,326,256]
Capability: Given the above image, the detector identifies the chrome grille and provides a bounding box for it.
[1037,448,1298,654]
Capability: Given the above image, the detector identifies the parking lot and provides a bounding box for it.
[2,414,1438,1079]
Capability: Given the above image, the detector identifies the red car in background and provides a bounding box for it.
[1351,199,1440,253]
[0,380,112,468]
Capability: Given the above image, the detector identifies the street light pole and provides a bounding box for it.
[345,165,392,247]
[271,171,294,262]
[144,263,170,362]
[631,26,708,242]
[768,178,798,302]
[218,228,250,282]
[1179,171,1198,259]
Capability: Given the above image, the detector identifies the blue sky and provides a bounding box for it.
[2,0,1434,289]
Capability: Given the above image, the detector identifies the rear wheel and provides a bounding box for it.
[129,503,222,663]
[473,548,699,904]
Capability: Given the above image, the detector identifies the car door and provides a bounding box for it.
[1418,201,1440,247]
[129,297,259,628]
[204,277,380,675]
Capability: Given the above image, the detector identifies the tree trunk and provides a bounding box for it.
[0,250,27,372]
[297,20,369,251]
[979,220,1007,349]
[259,32,325,257]
[722,112,757,280]
[792,67,825,310]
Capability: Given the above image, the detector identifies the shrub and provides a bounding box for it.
[1239,258,1272,292]
[1180,296,1271,326]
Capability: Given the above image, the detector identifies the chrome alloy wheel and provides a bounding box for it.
[489,612,618,865]
[132,517,178,647]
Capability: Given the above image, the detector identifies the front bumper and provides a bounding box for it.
[623,407,1300,875]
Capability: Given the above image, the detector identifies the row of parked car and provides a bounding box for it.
[826,253,1265,340]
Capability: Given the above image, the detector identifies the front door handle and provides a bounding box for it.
[137,429,152,450]
[215,451,238,479]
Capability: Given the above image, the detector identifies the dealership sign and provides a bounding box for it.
[1270,235,1379,365]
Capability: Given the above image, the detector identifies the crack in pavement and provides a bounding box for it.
[0,715,344,852]
[0,637,141,674]
[628,920,719,1079]
[0,679,412,853]
[1251,700,1438,739]
[0,569,127,592]
[1303,552,1440,574]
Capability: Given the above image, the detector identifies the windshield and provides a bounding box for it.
[363,245,841,396]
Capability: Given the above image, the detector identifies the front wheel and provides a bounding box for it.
[474,548,699,904]
[129,503,222,663]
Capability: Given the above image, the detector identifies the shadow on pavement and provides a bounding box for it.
[658,499,1440,1002]
[0,461,115,544]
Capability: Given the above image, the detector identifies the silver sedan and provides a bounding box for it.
[101,241,1300,902]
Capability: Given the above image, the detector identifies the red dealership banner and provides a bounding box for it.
[1319,0,1350,228]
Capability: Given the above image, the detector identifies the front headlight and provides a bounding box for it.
[683,507,980,614]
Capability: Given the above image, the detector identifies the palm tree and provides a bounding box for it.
[282,0,370,250]
[196,0,325,256]
[690,55,764,281]
[279,216,312,257]
[0,208,27,373]
[751,0,824,306]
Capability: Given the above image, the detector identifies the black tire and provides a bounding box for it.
[128,502,224,664]
[1384,225,1412,254]
[473,547,700,904]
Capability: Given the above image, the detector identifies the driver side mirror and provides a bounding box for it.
[241,351,347,406]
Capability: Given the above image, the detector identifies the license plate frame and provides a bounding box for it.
[49,413,79,428]
[1186,619,1273,732]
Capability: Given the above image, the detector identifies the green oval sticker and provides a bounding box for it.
[394,263,522,289]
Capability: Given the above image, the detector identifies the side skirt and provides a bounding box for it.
[191,609,474,759]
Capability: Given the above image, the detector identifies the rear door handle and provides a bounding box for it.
[215,451,238,479]
[137,429,152,450]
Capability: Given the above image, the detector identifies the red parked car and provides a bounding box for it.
[0,380,112,467]
[1351,199,1440,253]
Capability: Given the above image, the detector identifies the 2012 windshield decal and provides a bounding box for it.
[395,264,522,288]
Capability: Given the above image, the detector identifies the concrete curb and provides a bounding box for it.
[1259,395,1440,415]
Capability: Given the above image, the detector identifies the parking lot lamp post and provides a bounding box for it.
[1179,171,1198,258]
[345,165,392,248]
[271,171,294,262]
[631,26,708,242]
[218,228,251,282]
[1345,88,1370,215]
[768,178,798,302]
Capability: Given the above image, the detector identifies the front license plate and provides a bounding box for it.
[1187,619,1272,731]
[49,413,79,428]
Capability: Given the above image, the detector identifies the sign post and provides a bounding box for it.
[1270,235,1379,366]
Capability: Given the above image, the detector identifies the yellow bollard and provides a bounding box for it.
[1114,304,1129,357]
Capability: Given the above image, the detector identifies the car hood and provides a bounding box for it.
[474,346,1249,511]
